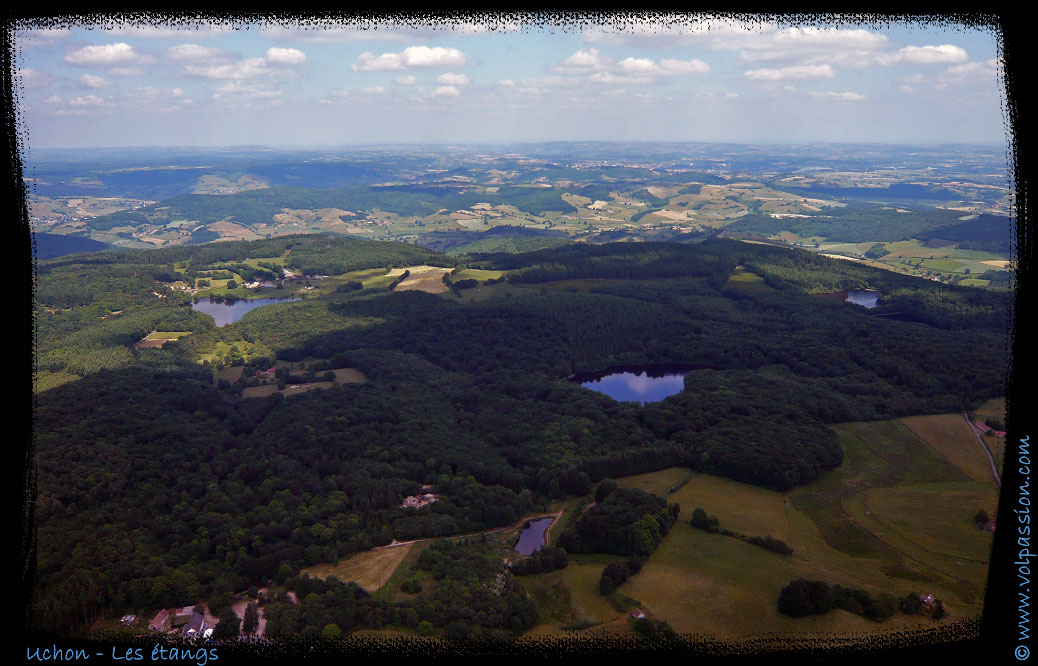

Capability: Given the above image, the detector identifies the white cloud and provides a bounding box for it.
[616,57,710,76]
[212,80,283,101]
[552,48,613,74]
[167,44,227,62]
[352,46,467,71]
[658,58,711,74]
[744,64,836,81]
[43,95,63,104]
[394,75,417,85]
[15,28,71,46]
[589,71,653,85]
[881,44,968,65]
[69,94,106,106]
[433,85,461,97]
[184,58,269,80]
[808,91,867,101]
[265,47,307,65]
[262,25,416,43]
[947,61,992,76]
[735,27,890,67]
[16,68,54,89]
[581,19,772,48]
[79,74,111,88]
[64,42,140,66]
[103,24,233,39]
[109,67,144,77]
[363,86,386,94]
[499,79,516,87]
[436,72,470,86]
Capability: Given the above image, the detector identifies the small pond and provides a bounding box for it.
[191,297,300,326]
[571,363,720,404]
[515,517,554,555]
[845,289,879,309]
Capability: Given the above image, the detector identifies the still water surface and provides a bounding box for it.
[191,297,299,326]
[515,517,554,555]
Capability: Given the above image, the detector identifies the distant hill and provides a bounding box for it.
[418,225,570,254]
[32,232,109,260]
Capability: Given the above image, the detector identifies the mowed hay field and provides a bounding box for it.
[302,542,415,593]
[524,418,997,639]
[391,266,452,294]
[900,414,994,482]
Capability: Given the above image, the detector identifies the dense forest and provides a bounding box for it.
[30,235,1009,636]
[726,202,1010,245]
[557,487,679,556]
[85,183,586,231]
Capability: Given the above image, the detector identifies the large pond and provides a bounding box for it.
[515,517,554,555]
[191,297,299,326]
[845,289,879,309]
[571,363,719,404]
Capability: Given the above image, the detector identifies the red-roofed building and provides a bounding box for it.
[148,609,171,632]
[974,420,992,434]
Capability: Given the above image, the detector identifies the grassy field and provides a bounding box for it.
[447,282,539,303]
[518,418,995,639]
[452,268,506,282]
[302,544,416,593]
[241,381,336,399]
[34,370,81,393]
[135,331,192,349]
[900,414,995,482]
[615,467,692,497]
[724,268,777,294]
[393,267,452,294]
[332,368,368,383]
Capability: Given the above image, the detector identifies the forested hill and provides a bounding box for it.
[38,233,446,273]
[31,236,1009,635]
[85,184,585,231]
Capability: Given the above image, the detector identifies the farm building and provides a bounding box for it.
[975,420,1006,437]
[631,608,647,620]
[401,493,440,509]
[148,609,171,632]
[182,610,206,639]
[173,606,194,627]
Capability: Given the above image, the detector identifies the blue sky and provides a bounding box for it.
[12,15,1007,150]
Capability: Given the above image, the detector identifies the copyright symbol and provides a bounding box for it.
[1017,645,1030,660]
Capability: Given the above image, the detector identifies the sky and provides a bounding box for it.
[11,14,1008,151]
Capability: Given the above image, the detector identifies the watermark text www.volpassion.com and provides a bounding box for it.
[1015,435,1033,660]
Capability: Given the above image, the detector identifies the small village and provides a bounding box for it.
[120,589,272,642]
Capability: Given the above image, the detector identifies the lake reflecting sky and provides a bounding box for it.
[581,371,687,404]
[191,297,298,326]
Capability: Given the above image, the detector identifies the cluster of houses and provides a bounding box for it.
[401,486,440,509]
[237,268,328,291]
[147,606,213,640]
[243,280,278,289]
